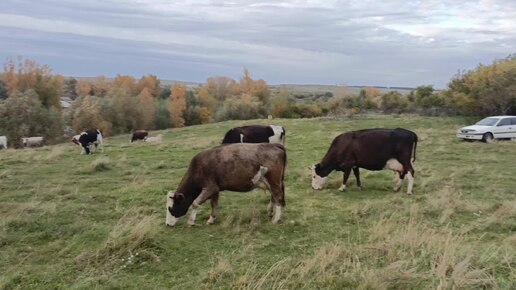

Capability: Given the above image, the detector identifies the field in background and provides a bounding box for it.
[1,115,515,289]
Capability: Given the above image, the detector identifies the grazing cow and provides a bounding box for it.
[311,128,418,194]
[0,136,7,149]
[145,134,163,143]
[131,130,148,142]
[166,143,287,227]
[222,125,285,145]
[78,129,103,154]
[22,136,45,147]
[71,134,81,145]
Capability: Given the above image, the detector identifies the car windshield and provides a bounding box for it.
[475,117,499,126]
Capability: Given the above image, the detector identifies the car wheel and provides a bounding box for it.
[482,132,494,143]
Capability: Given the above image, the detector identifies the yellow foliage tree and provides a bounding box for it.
[112,75,137,95]
[137,87,156,129]
[76,79,92,97]
[137,74,160,97]
[168,83,187,127]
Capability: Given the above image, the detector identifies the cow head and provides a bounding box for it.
[311,164,328,190]
[166,191,188,226]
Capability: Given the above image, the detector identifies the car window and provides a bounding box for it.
[511,118,516,125]
[476,117,499,126]
[497,118,511,126]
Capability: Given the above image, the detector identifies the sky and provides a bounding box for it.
[0,0,515,89]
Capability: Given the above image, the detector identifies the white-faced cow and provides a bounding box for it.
[311,128,418,194]
[78,129,103,154]
[166,143,287,227]
[0,136,7,149]
[222,125,285,145]
[131,130,148,142]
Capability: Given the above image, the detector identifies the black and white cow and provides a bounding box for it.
[222,125,285,144]
[311,128,418,194]
[166,143,287,226]
[78,129,103,154]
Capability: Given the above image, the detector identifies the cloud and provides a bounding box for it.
[0,0,515,88]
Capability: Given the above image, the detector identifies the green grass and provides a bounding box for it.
[1,115,515,289]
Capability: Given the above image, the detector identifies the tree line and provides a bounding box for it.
[1,55,515,148]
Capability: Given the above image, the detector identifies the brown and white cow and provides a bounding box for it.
[131,130,148,142]
[222,125,285,145]
[166,143,287,227]
[311,128,418,194]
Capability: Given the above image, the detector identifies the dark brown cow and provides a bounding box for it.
[131,130,148,142]
[311,128,417,194]
[222,125,285,144]
[166,143,287,226]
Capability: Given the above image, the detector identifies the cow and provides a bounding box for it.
[222,125,285,145]
[166,143,287,227]
[78,129,103,154]
[311,128,418,194]
[71,134,81,146]
[131,130,148,142]
[22,136,45,147]
[0,136,7,149]
[145,134,163,143]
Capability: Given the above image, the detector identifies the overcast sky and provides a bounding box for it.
[1,0,515,88]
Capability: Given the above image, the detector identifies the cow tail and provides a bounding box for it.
[281,127,286,145]
[412,134,418,163]
[276,144,287,207]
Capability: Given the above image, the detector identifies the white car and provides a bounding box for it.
[457,115,516,143]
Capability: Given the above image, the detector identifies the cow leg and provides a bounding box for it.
[405,165,415,195]
[267,196,274,218]
[339,167,352,191]
[393,171,403,191]
[353,167,362,189]
[267,174,285,224]
[188,189,214,226]
[206,193,219,225]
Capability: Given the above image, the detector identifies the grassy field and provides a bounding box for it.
[1,115,515,289]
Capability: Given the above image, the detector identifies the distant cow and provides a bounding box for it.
[131,130,148,142]
[78,129,103,154]
[22,136,44,147]
[0,136,7,149]
[311,128,418,194]
[145,134,163,143]
[166,143,287,227]
[71,134,81,146]
[222,125,285,145]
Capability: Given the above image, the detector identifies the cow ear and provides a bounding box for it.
[174,192,185,201]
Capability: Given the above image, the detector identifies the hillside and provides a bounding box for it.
[1,115,515,289]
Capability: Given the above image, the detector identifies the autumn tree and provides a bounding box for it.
[0,79,7,100]
[112,75,137,96]
[137,75,161,97]
[71,95,112,135]
[0,90,62,147]
[75,79,93,97]
[168,83,187,127]
[91,76,111,97]
[2,57,62,109]
[137,87,156,129]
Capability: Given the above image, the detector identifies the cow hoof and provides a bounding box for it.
[206,216,216,224]
[166,223,175,227]
[187,220,196,227]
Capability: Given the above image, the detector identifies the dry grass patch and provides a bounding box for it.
[91,157,111,171]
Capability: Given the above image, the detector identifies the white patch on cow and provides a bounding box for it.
[268,125,284,144]
[206,216,216,224]
[240,133,244,143]
[311,166,327,190]
[252,166,268,185]
[187,201,200,226]
[267,201,274,217]
[385,158,404,172]
[393,172,403,191]
[166,191,178,226]
[96,131,104,152]
[272,205,282,223]
[407,171,414,195]
[338,184,347,191]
